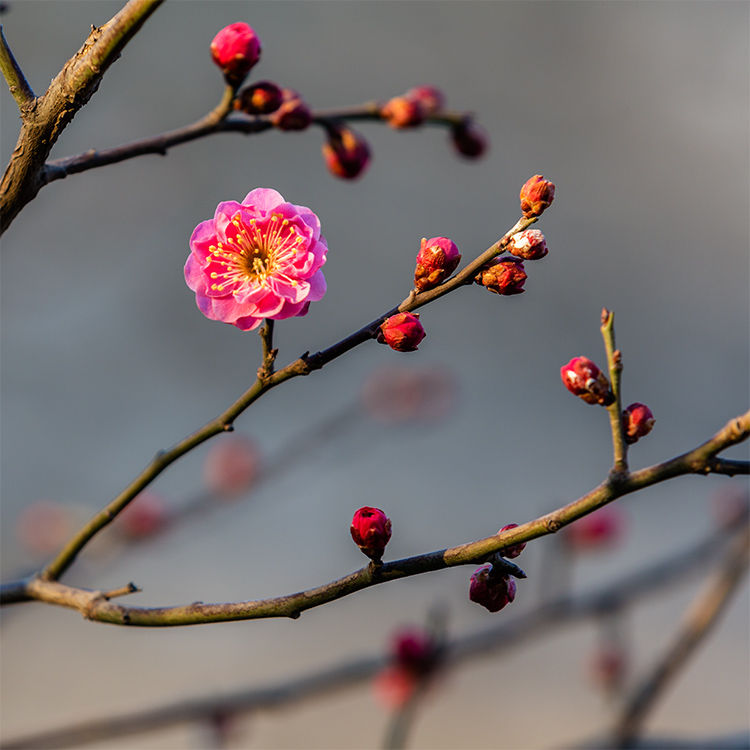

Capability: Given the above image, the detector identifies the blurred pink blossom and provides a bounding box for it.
[204,434,263,498]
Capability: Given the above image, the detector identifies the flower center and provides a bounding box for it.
[207,211,305,292]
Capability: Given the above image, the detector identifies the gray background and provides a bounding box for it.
[1,1,748,748]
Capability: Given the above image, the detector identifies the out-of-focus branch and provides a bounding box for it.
[1,409,747,623]
[0,0,164,235]
[611,523,750,749]
[4,518,743,749]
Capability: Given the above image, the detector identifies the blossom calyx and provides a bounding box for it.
[498,523,526,559]
[377,312,426,352]
[236,81,283,115]
[270,89,312,130]
[520,175,555,218]
[450,119,488,158]
[351,506,392,561]
[210,23,261,87]
[469,564,517,612]
[321,123,371,180]
[475,257,527,295]
[414,237,461,291]
[381,96,425,129]
[621,402,655,444]
[184,188,327,331]
[560,356,614,406]
[508,229,548,261]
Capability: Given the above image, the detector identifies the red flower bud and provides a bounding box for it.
[519,175,555,218]
[351,506,392,561]
[270,89,312,131]
[321,122,371,179]
[560,356,614,406]
[210,23,261,87]
[621,402,655,444]
[474,257,527,295]
[405,85,445,116]
[498,523,526,559]
[508,229,548,261]
[469,564,517,612]
[450,120,488,158]
[377,312,426,352]
[414,237,462,291]
[564,506,626,552]
[235,80,283,115]
[381,96,425,129]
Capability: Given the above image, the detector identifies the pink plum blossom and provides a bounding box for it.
[185,188,328,331]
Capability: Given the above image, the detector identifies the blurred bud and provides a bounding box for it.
[450,119,488,158]
[351,506,392,561]
[16,500,78,556]
[204,434,262,498]
[414,236,462,291]
[621,402,655,444]
[520,175,555,218]
[375,666,419,710]
[210,23,261,87]
[711,486,750,529]
[362,366,457,424]
[393,628,438,674]
[469,563,517,612]
[405,85,445,116]
[560,356,614,406]
[474,257,527,295]
[377,312,426,352]
[270,89,312,130]
[498,523,526,559]
[116,491,170,539]
[381,96,425,129]
[508,229,548,261]
[321,122,371,179]
[235,80,283,115]
[564,506,626,553]
[588,642,628,695]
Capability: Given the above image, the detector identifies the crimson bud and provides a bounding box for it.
[351,506,392,561]
[520,175,555,218]
[270,89,312,130]
[405,85,445,116]
[210,23,261,87]
[381,96,425,129]
[469,564,517,612]
[621,402,655,444]
[508,229,548,260]
[560,356,614,406]
[498,523,526,559]
[450,119,488,158]
[414,237,462,291]
[236,80,283,115]
[322,122,371,179]
[474,257,527,295]
[377,312,426,352]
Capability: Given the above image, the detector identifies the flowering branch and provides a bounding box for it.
[2,408,747,621]
[0,0,164,235]
[4,516,744,749]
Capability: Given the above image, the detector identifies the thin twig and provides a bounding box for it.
[0,24,35,108]
[601,308,628,475]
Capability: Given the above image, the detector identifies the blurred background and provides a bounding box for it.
[1,1,748,748]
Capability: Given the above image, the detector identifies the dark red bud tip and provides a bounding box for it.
[210,23,262,87]
[469,564,517,612]
[474,257,527,296]
[236,81,283,115]
[621,402,655,444]
[520,175,555,218]
[377,312,426,352]
[322,123,371,179]
[498,523,526,559]
[351,506,392,561]
[560,356,613,405]
[450,120,488,158]
[414,237,461,291]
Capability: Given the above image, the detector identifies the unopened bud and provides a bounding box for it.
[450,120,488,158]
[414,237,461,291]
[474,257,527,295]
[381,96,425,128]
[520,175,555,218]
[621,403,655,444]
[560,356,614,406]
[508,229,548,260]
[350,506,392,561]
[469,564,517,612]
[270,89,312,130]
[210,23,261,87]
[236,80,283,115]
[321,122,371,179]
[377,312,426,352]
[405,85,445,116]
[498,523,526,559]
